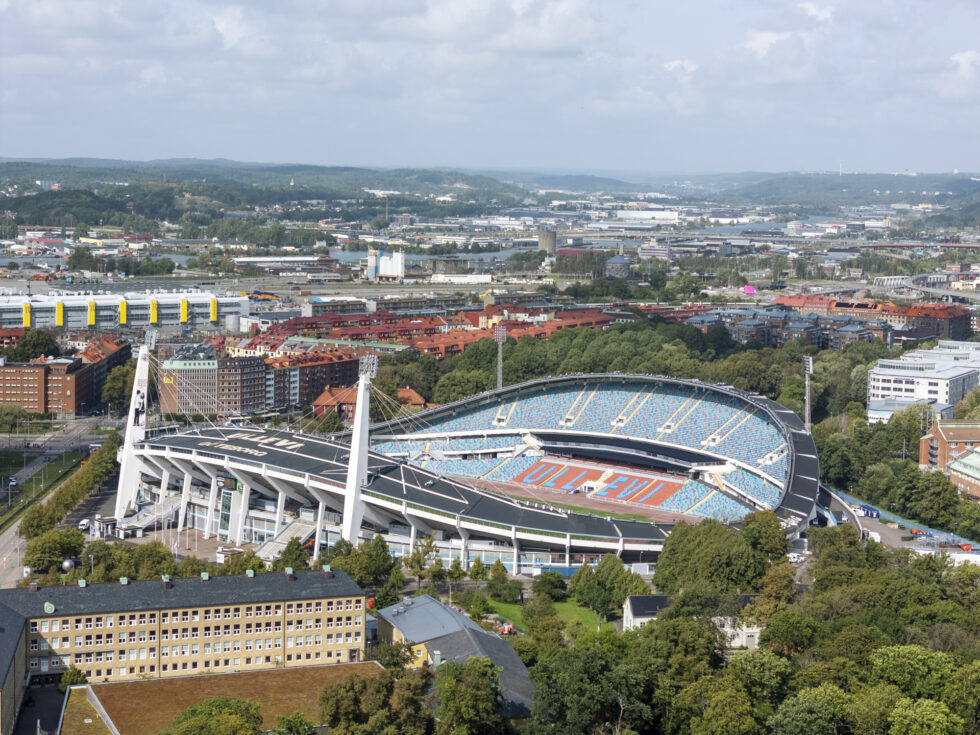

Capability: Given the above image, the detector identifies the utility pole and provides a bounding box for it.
[494,325,507,391]
[803,356,813,433]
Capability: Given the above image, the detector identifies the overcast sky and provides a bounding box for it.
[2,0,978,175]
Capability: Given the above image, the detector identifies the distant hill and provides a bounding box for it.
[507,173,648,193]
[0,158,524,197]
[714,172,980,207]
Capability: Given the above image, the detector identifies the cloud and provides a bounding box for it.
[744,30,791,58]
[0,0,978,171]
[798,2,833,23]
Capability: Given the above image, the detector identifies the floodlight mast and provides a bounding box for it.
[494,325,507,391]
[803,356,813,433]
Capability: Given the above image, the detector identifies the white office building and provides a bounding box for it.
[867,359,977,423]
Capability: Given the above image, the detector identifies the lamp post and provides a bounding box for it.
[803,356,813,433]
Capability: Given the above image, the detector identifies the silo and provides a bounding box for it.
[537,230,557,255]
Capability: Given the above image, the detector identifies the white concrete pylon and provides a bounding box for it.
[114,345,151,519]
[341,359,375,543]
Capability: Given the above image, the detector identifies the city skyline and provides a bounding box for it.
[1,0,979,173]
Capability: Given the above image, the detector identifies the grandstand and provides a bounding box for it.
[373,373,820,527]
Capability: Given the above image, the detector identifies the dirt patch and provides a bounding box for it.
[91,662,383,734]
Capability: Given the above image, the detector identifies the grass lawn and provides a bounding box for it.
[20,452,85,497]
[0,451,28,478]
[505,493,652,522]
[488,599,616,635]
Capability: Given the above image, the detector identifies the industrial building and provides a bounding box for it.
[0,291,249,331]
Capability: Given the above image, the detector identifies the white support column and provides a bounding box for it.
[274,490,286,536]
[312,500,325,562]
[159,469,171,503]
[204,475,219,540]
[458,527,470,570]
[512,539,520,576]
[177,471,192,532]
[342,357,376,544]
[409,523,417,554]
[565,533,571,567]
[234,482,251,546]
[114,345,151,519]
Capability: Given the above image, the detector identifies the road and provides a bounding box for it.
[0,452,73,588]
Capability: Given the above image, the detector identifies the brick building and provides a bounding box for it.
[919,420,980,474]
[0,336,131,418]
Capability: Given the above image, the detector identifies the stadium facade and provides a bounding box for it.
[0,291,249,331]
[111,349,822,572]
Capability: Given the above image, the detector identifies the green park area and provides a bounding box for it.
[0,452,85,533]
[487,598,616,635]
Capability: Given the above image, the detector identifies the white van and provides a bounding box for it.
[77,519,90,531]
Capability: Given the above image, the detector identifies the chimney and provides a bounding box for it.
[29,582,37,593]
[78,579,87,588]
[200,572,209,582]
[322,564,334,579]
[246,569,255,578]
[433,650,442,667]
[119,577,128,585]
[161,575,172,590]
[285,567,295,581]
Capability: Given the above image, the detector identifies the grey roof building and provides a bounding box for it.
[376,595,533,718]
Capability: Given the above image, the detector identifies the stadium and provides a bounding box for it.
[112,351,822,572]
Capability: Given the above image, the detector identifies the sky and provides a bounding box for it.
[1,0,979,175]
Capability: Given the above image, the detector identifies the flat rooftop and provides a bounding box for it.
[61,662,383,735]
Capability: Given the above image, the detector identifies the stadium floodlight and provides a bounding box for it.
[802,356,813,432]
[494,325,507,390]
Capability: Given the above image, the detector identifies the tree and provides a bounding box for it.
[58,665,87,693]
[728,649,795,722]
[405,535,437,590]
[759,610,822,658]
[742,511,790,565]
[272,713,316,735]
[690,685,761,735]
[433,657,505,735]
[942,661,980,735]
[870,645,958,700]
[319,669,432,735]
[469,556,487,582]
[486,559,522,602]
[531,570,568,601]
[23,528,86,572]
[743,562,796,624]
[653,520,764,594]
[447,558,467,602]
[163,697,262,735]
[273,537,310,572]
[367,640,415,673]
[888,698,965,735]
[6,261,19,270]
[767,684,850,735]
[102,360,136,412]
[846,684,903,735]
[373,580,401,610]
[3,328,61,362]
